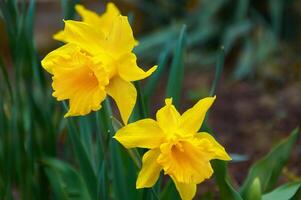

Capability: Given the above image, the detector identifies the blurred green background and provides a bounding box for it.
[0,0,300,199]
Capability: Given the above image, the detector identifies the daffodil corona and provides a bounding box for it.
[114,96,231,200]
[41,3,156,124]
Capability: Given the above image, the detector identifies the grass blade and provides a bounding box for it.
[43,158,92,200]
[212,161,243,200]
[63,103,97,200]
[166,25,186,107]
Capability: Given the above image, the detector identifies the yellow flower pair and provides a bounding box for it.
[41,3,231,200]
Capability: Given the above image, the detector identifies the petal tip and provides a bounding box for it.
[165,98,173,105]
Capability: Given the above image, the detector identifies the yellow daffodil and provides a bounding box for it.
[114,96,231,200]
[41,3,156,124]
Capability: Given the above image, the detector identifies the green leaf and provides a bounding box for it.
[160,179,180,200]
[268,0,285,36]
[209,47,225,96]
[0,56,13,101]
[60,0,80,20]
[212,160,243,200]
[144,45,169,103]
[110,139,141,200]
[233,39,255,80]
[245,178,262,200]
[262,181,301,200]
[166,25,186,107]
[240,128,299,198]
[235,0,250,21]
[43,158,92,200]
[222,21,252,53]
[63,103,97,200]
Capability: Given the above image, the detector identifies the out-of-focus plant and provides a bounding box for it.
[130,0,291,80]
[0,0,59,199]
[0,1,300,200]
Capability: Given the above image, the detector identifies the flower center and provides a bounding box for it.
[172,142,184,152]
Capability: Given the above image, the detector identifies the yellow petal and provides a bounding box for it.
[53,20,104,56]
[156,98,181,134]
[50,51,107,117]
[114,119,165,149]
[117,53,157,82]
[197,132,231,161]
[75,3,120,35]
[106,76,136,124]
[136,149,162,188]
[179,96,216,134]
[157,139,214,184]
[172,178,197,200]
[53,30,65,42]
[98,2,120,34]
[41,43,79,74]
[75,4,102,25]
[104,15,137,58]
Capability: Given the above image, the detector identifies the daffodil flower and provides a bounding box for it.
[114,96,231,200]
[41,3,156,124]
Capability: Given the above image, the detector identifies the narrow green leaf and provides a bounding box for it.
[160,179,180,200]
[262,181,301,200]
[134,82,147,119]
[95,99,114,200]
[110,139,141,200]
[78,116,95,169]
[63,103,97,200]
[0,57,13,100]
[166,25,186,107]
[209,46,225,97]
[240,128,299,197]
[144,45,170,100]
[43,158,92,200]
[212,160,243,200]
[233,39,255,80]
[60,0,80,20]
[235,0,250,21]
[222,21,252,52]
[268,0,285,36]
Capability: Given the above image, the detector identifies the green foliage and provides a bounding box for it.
[262,181,301,200]
[166,25,187,107]
[240,128,299,198]
[63,111,97,200]
[212,161,243,200]
[245,178,262,200]
[43,158,92,200]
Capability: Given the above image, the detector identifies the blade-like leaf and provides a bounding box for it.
[144,45,170,101]
[262,181,301,200]
[240,128,299,198]
[60,0,80,20]
[212,160,243,200]
[166,25,186,107]
[63,103,97,200]
[0,57,13,100]
[160,179,180,200]
[43,158,92,200]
